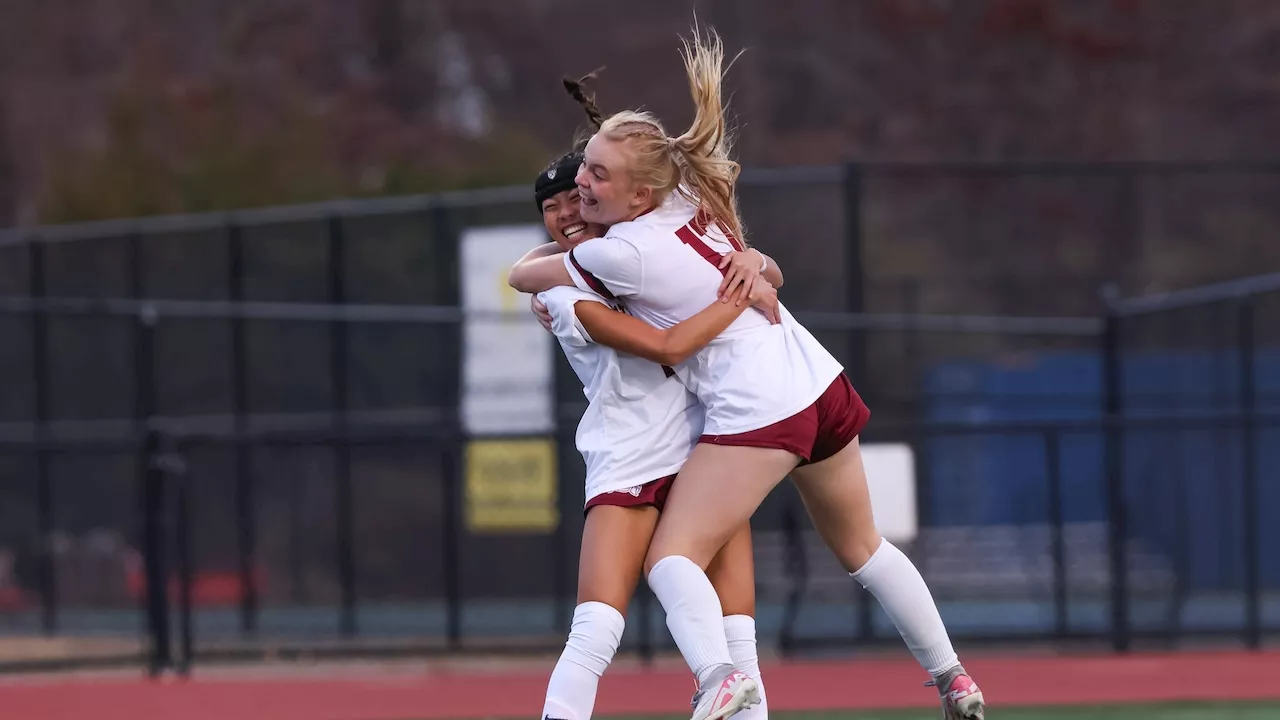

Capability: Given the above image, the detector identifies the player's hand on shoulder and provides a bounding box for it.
[717,248,766,304]
[746,275,781,325]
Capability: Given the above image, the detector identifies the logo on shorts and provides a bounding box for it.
[546,168,557,180]
[607,485,644,497]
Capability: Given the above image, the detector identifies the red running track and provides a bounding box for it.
[2,650,1279,720]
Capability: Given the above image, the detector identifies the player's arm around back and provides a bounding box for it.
[760,252,784,287]
[508,252,574,294]
[575,275,779,367]
[715,247,784,304]
[513,241,564,267]
[512,234,644,297]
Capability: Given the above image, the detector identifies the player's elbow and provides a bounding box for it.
[654,340,694,368]
[507,265,537,293]
[766,264,784,288]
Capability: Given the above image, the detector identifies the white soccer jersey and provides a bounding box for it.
[537,285,703,506]
[562,192,844,436]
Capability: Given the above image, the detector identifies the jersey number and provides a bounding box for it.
[664,208,744,377]
[674,208,744,274]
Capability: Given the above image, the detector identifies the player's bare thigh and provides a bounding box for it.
[578,504,661,612]
[644,443,798,573]
[706,522,756,618]
[789,436,883,572]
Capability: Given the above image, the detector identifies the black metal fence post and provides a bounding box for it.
[777,496,806,657]
[28,236,56,636]
[159,439,195,676]
[913,425,935,557]
[135,306,171,676]
[430,202,464,651]
[1044,429,1068,636]
[1238,297,1260,650]
[1101,296,1130,652]
[227,221,258,636]
[843,163,866,385]
[551,365,574,639]
[441,445,462,650]
[553,443,572,637]
[328,215,357,638]
[140,429,171,677]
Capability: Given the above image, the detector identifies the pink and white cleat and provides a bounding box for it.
[927,665,985,719]
[689,668,759,720]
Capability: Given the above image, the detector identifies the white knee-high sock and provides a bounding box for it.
[723,614,767,719]
[646,555,735,688]
[851,539,959,677]
[542,602,625,720]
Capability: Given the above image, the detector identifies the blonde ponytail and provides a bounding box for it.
[669,28,745,246]
[593,24,745,244]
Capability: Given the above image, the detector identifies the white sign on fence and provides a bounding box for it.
[862,442,919,544]
[459,225,554,435]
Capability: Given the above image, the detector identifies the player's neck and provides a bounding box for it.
[620,203,659,223]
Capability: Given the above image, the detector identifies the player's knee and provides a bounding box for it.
[642,546,667,576]
[837,529,885,574]
[644,528,719,575]
[643,529,676,574]
[576,580,635,614]
[644,544,710,576]
[563,601,625,675]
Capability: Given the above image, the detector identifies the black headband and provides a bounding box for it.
[534,152,583,210]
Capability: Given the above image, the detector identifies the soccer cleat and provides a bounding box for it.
[689,667,759,720]
[926,664,985,719]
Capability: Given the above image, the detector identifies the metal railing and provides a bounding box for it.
[1100,272,1280,652]
[0,275,1274,674]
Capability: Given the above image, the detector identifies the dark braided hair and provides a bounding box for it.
[562,66,606,133]
[533,67,608,209]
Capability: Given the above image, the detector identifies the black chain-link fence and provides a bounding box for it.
[1101,277,1280,652]
[0,164,1276,674]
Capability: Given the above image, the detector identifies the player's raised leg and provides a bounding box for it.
[790,437,984,720]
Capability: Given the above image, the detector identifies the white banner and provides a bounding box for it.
[459,225,554,435]
[863,443,919,544]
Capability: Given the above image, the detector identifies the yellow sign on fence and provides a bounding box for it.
[465,438,558,533]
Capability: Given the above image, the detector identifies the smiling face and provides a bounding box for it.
[575,133,658,226]
[540,187,606,250]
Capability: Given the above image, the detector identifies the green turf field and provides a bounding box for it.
[447,705,1280,720]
